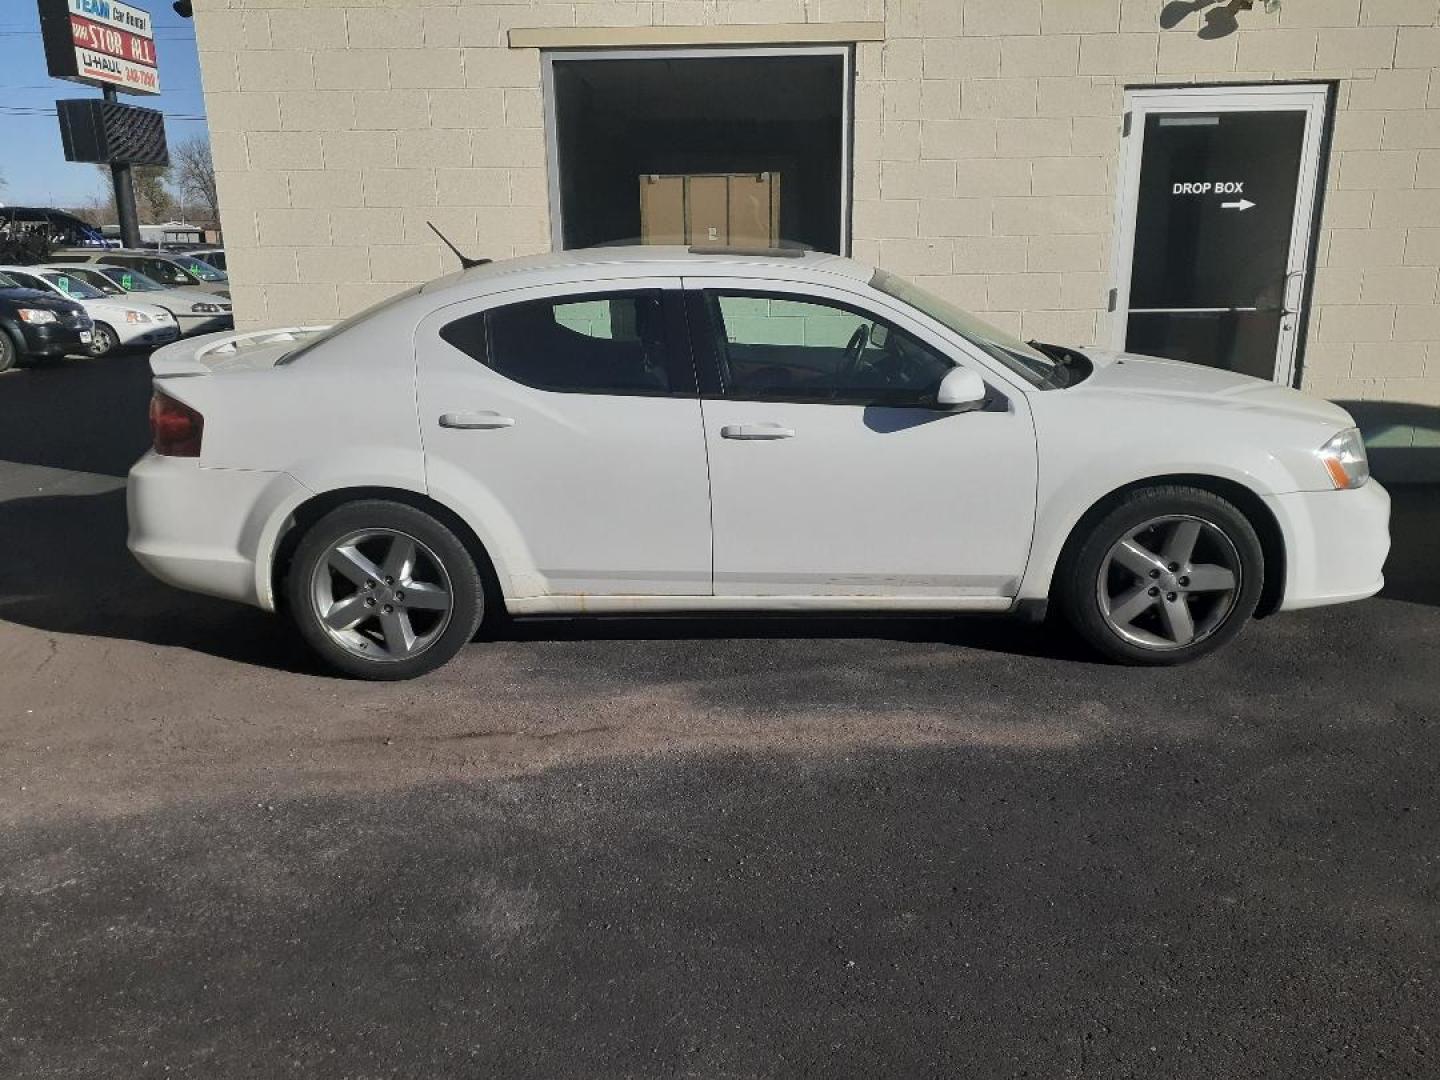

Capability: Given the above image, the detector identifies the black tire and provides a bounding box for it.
[285,500,485,680]
[1056,485,1264,666]
[0,328,16,373]
[90,323,118,357]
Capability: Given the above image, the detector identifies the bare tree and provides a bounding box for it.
[170,135,218,225]
[88,164,175,224]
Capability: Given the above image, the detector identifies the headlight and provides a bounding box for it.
[191,302,221,314]
[1317,427,1370,490]
[18,308,57,324]
[125,310,152,324]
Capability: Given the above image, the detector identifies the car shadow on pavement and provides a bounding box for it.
[0,353,154,477]
[0,484,1091,669]
[0,487,314,672]
[0,481,1436,671]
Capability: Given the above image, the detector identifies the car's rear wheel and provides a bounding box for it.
[1056,486,1263,665]
[89,323,118,357]
[286,500,484,680]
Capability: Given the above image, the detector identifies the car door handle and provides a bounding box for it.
[439,411,514,430]
[720,423,795,441]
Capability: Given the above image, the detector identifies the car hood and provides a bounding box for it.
[0,288,84,312]
[144,287,231,310]
[83,298,174,320]
[1074,348,1354,430]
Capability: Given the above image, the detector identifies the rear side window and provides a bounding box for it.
[440,291,677,396]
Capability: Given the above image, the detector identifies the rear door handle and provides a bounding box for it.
[720,423,795,441]
[439,411,514,430]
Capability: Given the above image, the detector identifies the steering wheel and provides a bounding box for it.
[840,324,872,380]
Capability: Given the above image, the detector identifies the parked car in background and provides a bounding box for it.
[50,249,231,298]
[54,264,234,338]
[128,247,1390,680]
[0,269,92,371]
[0,265,178,357]
[188,248,227,273]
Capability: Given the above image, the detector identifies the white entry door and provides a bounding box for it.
[1108,84,1330,385]
[685,279,1038,605]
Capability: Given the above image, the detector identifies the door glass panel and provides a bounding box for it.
[1126,109,1307,377]
[708,292,952,405]
[440,291,673,396]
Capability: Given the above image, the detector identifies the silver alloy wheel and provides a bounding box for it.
[1096,514,1241,651]
[90,325,115,357]
[309,528,454,662]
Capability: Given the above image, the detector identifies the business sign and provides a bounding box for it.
[57,98,169,166]
[38,0,160,96]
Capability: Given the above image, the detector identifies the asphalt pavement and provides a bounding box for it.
[1,352,1437,1078]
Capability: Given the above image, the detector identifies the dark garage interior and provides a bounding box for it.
[549,52,846,253]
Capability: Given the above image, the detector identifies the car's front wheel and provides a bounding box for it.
[0,329,17,373]
[285,500,485,680]
[89,323,118,357]
[1057,485,1264,665]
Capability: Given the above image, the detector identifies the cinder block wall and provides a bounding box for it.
[194,0,1439,455]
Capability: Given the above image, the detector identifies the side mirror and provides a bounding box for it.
[935,366,987,412]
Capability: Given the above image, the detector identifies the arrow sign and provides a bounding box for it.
[1221,198,1255,211]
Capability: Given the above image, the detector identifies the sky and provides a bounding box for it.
[0,0,211,208]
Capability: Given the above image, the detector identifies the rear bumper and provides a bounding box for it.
[1265,481,1391,611]
[127,452,310,610]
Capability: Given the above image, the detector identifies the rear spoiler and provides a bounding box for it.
[150,326,331,378]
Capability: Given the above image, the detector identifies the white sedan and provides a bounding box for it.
[128,247,1389,679]
[0,264,178,356]
[50,264,234,338]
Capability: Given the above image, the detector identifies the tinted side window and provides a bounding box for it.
[8,272,48,292]
[440,292,675,396]
[706,291,953,406]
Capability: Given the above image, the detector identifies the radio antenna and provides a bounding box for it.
[427,222,491,269]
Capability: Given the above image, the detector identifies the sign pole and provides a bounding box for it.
[103,85,142,248]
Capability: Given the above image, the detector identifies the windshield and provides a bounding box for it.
[97,266,164,292]
[64,268,124,295]
[0,272,18,289]
[43,272,105,300]
[871,269,1068,389]
[172,257,227,283]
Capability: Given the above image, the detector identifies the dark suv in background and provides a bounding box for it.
[0,270,92,371]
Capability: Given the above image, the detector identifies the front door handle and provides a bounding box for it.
[720,423,795,441]
[439,411,514,430]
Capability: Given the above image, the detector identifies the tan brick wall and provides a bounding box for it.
[194,0,1440,430]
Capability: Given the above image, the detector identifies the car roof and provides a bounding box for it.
[421,244,876,295]
[54,248,185,259]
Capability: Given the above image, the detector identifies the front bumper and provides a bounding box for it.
[1265,481,1391,611]
[115,322,182,349]
[128,451,309,610]
[175,313,235,338]
[17,320,90,357]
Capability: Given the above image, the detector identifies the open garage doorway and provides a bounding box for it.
[543,48,851,254]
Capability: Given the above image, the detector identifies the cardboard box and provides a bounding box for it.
[639,172,781,246]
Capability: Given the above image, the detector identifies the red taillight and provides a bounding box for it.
[149,390,204,457]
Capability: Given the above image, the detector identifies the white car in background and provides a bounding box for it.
[49,264,234,338]
[0,264,178,356]
[128,246,1390,680]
